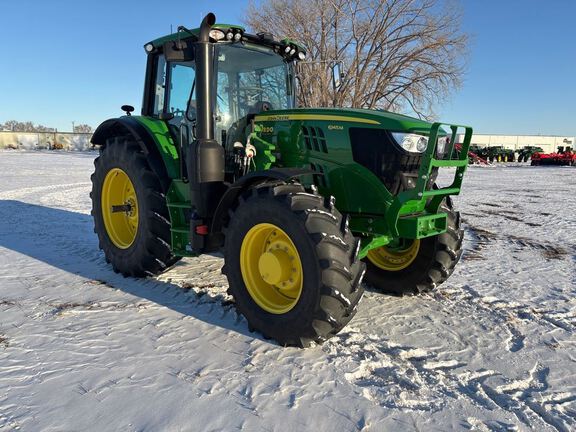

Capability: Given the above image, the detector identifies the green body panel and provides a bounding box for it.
[133,116,181,179]
[253,107,431,213]
[126,107,471,258]
[250,108,472,257]
[166,180,195,257]
[129,117,193,256]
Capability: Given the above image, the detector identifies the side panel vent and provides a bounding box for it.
[302,126,327,153]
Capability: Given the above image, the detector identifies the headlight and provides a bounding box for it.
[392,133,429,153]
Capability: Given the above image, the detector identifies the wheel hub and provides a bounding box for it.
[240,223,303,314]
[258,240,298,288]
[101,168,139,249]
[367,239,421,271]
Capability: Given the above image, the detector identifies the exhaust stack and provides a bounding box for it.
[188,12,225,249]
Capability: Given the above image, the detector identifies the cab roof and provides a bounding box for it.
[147,24,246,48]
[146,24,306,55]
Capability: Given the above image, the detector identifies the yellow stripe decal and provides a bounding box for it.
[255,114,380,125]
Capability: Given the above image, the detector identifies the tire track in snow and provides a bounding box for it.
[327,329,574,431]
[463,224,571,262]
[439,284,526,353]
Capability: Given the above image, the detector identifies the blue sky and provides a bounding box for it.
[0,0,574,136]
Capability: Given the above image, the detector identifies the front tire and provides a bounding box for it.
[364,197,463,296]
[91,137,179,277]
[223,183,365,347]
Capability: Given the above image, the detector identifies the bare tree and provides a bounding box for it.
[73,124,93,133]
[1,120,55,132]
[244,0,468,118]
[1,120,19,131]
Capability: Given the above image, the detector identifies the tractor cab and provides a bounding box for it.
[142,19,302,172]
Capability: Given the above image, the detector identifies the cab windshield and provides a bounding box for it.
[215,43,295,145]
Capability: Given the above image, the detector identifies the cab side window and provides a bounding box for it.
[152,55,167,116]
[166,62,196,120]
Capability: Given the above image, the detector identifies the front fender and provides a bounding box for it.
[210,168,316,236]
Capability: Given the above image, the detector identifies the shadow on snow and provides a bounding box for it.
[0,199,264,343]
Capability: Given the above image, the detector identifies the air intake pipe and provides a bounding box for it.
[188,12,225,228]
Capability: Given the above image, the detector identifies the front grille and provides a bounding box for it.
[349,128,426,195]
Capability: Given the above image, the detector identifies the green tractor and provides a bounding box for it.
[502,148,515,162]
[484,146,511,162]
[90,13,472,347]
[517,146,544,163]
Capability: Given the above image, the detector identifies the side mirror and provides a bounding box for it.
[331,61,344,91]
[164,40,194,62]
[121,105,135,116]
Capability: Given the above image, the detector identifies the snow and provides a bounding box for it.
[0,151,575,431]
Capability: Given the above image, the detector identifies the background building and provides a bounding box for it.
[456,134,574,153]
[0,131,93,151]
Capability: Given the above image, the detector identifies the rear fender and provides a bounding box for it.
[91,116,180,191]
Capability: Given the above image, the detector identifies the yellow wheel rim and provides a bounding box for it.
[367,239,421,271]
[101,168,139,249]
[240,223,303,314]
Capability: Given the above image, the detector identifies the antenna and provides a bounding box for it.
[170,24,173,34]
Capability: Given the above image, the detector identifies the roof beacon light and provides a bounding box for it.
[297,51,306,60]
[284,46,291,53]
[144,43,154,53]
[226,31,234,40]
[234,32,242,41]
[289,48,296,56]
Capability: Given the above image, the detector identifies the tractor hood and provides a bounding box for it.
[254,107,437,135]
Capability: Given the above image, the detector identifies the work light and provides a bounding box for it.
[209,29,226,41]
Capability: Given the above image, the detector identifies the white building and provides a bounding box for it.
[456,134,574,154]
[0,131,93,150]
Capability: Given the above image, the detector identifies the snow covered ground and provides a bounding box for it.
[0,151,574,431]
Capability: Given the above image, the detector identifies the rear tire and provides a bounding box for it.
[223,183,365,347]
[91,137,180,277]
[364,196,463,296]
